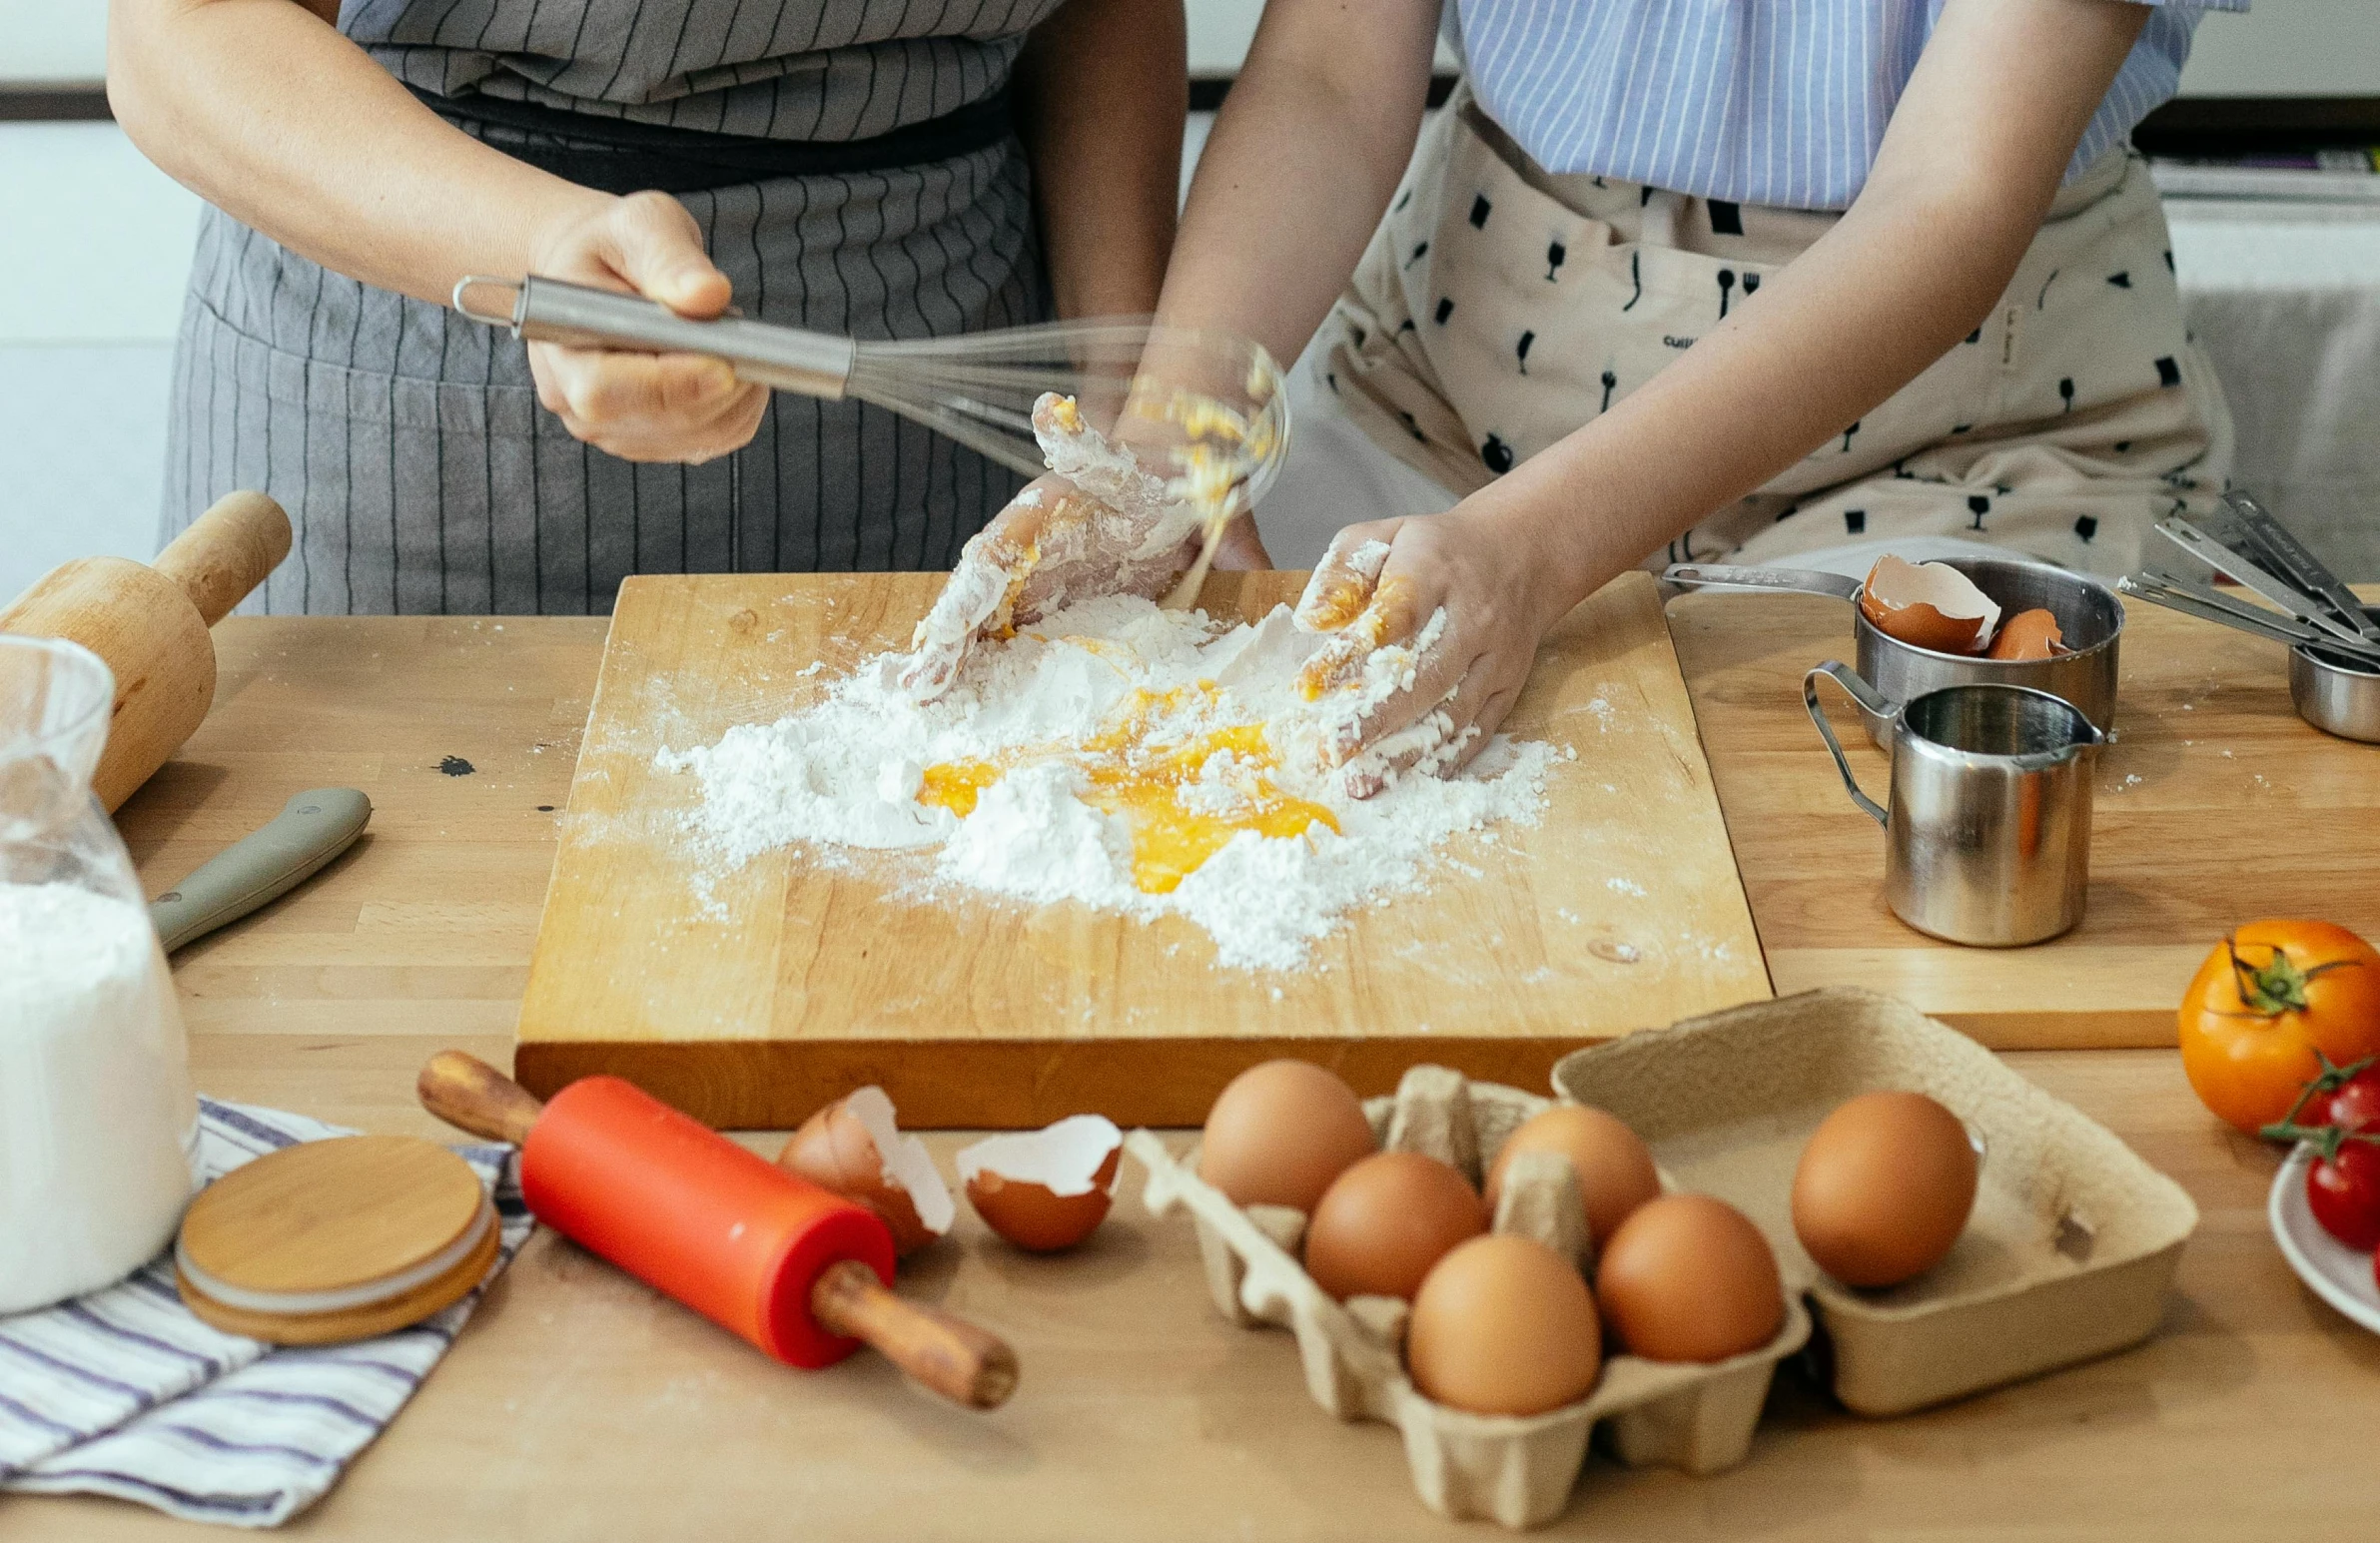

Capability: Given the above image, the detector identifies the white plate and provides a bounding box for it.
[2267,1144,2380,1333]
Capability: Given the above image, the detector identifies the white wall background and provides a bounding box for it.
[1,0,2375,601]
[0,123,201,594]
[2176,0,2380,96]
[0,0,107,79]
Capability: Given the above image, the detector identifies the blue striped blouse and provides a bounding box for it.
[1451,0,2249,212]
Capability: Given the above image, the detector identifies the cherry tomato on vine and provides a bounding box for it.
[2263,1053,2380,1140]
[2309,1061,2380,1135]
[2304,1134,2380,1252]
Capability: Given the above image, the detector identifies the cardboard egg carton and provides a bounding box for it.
[1129,1067,1812,1529]
[1550,987,2200,1416]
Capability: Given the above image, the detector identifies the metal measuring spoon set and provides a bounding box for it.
[2119,492,2380,743]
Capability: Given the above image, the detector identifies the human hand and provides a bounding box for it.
[523,191,768,463]
[901,395,1265,698]
[1208,514,1274,571]
[1293,503,1572,798]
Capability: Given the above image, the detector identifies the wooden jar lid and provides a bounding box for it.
[176,1135,499,1344]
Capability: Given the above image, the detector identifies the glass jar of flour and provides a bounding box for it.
[0,634,197,1312]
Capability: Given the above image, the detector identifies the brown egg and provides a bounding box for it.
[1303,1153,1487,1301]
[1791,1091,1979,1288]
[1860,555,1999,655]
[1407,1234,1602,1415]
[957,1115,1123,1253]
[1197,1060,1377,1213]
[1596,1194,1784,1363]
[777,1088,955,1255]
[1485,1106,1661,1245]
[1985,607,2067,661]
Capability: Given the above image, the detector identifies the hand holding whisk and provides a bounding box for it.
[451,275,1286,522]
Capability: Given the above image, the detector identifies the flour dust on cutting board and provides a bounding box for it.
[654,591,1568,971]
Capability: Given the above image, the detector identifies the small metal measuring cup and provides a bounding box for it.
[1805,662,2106,947]
[2293,615,2380,743]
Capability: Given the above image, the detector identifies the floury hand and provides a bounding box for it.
[902,396,1269,700]
[1291,504,1560,797]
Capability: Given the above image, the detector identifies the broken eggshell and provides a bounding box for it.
[777,1087,957,1255]
[1860,555,2002,656]
[957,1115,1125,1252]
[1985,606,2068,661]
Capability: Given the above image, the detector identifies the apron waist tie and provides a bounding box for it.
[408,83,1017,194]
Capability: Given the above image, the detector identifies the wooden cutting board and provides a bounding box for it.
[515,571,1769,1128]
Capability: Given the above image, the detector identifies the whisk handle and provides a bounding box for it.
[453,276,857,400]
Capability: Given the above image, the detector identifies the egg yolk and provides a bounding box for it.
[917,686,1338,894]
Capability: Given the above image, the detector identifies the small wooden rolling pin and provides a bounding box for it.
[418,1053,1018,1410]
[0,490,291,811]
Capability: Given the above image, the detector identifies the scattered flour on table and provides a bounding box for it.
[656,594,1566,970]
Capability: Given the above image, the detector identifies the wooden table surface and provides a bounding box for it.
[13,600,2377,1539]
[1671,585,2380,1049]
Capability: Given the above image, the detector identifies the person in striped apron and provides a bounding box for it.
[110,0,1185,615]
[919,0,2245,785]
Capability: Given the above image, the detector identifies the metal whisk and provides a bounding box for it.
[451,275,1289,505]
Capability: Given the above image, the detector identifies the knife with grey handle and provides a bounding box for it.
[150,789,372,953]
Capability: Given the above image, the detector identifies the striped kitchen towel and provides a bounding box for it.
[0,1098,531,1526]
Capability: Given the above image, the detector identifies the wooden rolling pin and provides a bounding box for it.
[0,491,291,811]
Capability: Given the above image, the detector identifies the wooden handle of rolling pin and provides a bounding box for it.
[808,1259,1019,1410]
[417,1050,546,1145]
[154,490,293,627]
[415,1051,1020,1409]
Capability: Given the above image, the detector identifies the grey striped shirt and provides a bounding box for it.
[345,0,1065,141]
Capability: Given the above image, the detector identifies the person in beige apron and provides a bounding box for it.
[1322,84,2232,579]
[914,0,2241,790]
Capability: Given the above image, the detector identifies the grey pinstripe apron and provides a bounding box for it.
[161,0,1064,615]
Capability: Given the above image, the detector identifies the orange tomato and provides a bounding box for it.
[2178,921,2380,1135]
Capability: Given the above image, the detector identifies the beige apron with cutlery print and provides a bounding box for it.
[1318,84,2233,578]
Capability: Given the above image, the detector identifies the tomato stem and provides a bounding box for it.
[2264,1051,2379,1137]
[2224,933,2364,1017]
[2258,1121,2380,1157]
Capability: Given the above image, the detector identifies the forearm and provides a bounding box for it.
[1483,186,2034,613]
[107,0,605,307]
[1013,0,1186,320]
[1156,0,1439,365]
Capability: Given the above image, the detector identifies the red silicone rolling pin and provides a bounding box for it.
[416,1053,1017,1408]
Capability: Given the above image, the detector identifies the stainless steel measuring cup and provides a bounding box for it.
[2293,612,2380,743]
[1805,662,2106,947]
[1669,558,2123,748]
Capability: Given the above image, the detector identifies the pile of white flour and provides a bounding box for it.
[657,594,1563,971]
